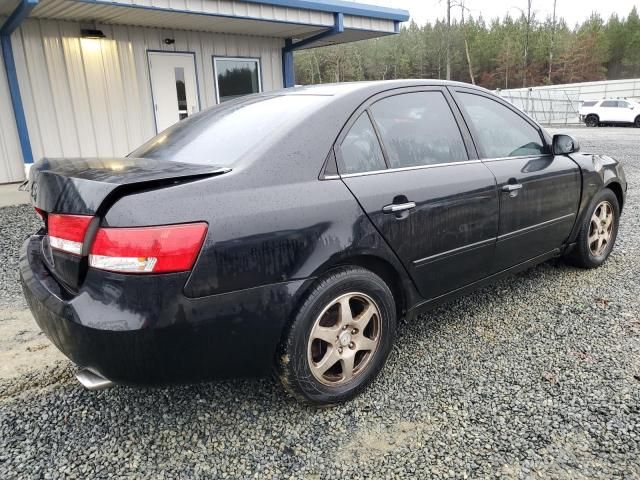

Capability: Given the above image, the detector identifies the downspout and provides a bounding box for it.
[1,0,39,170]
[282,12,344,88]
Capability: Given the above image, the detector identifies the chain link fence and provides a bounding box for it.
[496,78,640,125]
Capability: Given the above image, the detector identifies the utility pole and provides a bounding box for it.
[548,0,557,84]
[521,0,533,88]
[460,0,475,84]
[446,0,451,80]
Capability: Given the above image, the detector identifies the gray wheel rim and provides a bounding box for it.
[307,292,381,386]
[588,201,614,257]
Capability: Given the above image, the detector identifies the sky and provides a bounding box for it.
[358,0,639,27]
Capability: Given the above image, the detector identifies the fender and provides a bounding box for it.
[566,152,627,245]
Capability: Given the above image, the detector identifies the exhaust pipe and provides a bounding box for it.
[76,368,115,391]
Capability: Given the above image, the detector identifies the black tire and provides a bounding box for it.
[278,266,396,405]
[635,116,640,128]
[585,114,599,127]
[565,189,620,268]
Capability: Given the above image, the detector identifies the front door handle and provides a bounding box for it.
[502,183,523,197]
[382,202,416,214]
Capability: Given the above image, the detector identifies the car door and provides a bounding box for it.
[450,87,581,273]
[337,88,499,300]
[598,100,619,122]
[616,100,636,123]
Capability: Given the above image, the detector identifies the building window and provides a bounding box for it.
[214,57,262,103]
[174,67,188,120]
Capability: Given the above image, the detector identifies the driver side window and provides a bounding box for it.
[457,92,546,158]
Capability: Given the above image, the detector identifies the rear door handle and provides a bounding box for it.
[502,184,523,197]
[382,202,416,214]
[502,184,523,192]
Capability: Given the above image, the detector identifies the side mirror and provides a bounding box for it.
[552,134,580,155]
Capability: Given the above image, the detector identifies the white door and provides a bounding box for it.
[148,52,200,133]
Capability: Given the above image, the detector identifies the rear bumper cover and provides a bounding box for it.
[20,235,308,384]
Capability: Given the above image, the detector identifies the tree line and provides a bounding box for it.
[294,5,640,90]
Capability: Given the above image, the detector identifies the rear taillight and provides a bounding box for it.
[48,214,93,255]
[88,223,207,274]
[34,207,46,220]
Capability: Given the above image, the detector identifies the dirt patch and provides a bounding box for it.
[0,307,66,381]
[340,420,435,460]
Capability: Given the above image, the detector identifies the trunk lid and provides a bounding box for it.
[28,157,229,292]
[29,157,229,215]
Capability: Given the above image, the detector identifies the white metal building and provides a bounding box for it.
[0,0,409,183]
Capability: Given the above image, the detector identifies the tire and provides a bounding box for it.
[278,266,396,405]
[635,116,640,128]
[565,189,620,269]
[585,114,599,127]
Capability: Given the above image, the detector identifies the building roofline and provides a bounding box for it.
[245,0,409,22]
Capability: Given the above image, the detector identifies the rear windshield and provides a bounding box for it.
[130,94,330,166]
[581,101,597,107]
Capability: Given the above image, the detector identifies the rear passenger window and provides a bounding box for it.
[339,112,386,174]
[370,92,468,168]
[457,92,546,158]
[601,100,617,107]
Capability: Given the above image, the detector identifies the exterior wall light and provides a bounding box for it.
[81,29,106,39]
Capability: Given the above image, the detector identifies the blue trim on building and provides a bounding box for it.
[282,39,295,88]
[0,0,39,34]
[282,12,345,87]
[1,0,39,166]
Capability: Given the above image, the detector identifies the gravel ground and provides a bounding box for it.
[0,204,40,307]
[0,127,639,479]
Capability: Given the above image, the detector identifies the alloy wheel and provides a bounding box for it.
[588,201,614,257]
[307,292,381,386]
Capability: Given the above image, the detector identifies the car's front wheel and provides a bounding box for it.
[565,188,620,268]
[585,114,599,127]
[278,267,396,405]
[635,116,640,128]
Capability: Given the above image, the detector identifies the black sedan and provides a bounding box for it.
[21,80,627,404]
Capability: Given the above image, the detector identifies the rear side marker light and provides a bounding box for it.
[89,223,208,274]
[48,214,93,255]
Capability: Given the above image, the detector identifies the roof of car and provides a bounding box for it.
[281,80,487,97]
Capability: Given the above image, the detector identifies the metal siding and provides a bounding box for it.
[0,40,25,183]
[343,14,394,32]
[31,0,336,31]
[10,17,283,165]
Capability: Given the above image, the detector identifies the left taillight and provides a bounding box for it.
[48,214,93,255]
[88,222,208,274]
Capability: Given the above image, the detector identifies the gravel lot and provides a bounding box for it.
[1,127,639,479]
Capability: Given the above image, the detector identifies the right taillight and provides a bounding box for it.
[88,222,208,274]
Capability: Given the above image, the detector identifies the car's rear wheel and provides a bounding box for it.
[565,189,620,268]
[635,116,640,128]
[278,267,396,405]
[585,114,599,127]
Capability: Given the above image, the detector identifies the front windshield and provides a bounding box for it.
[130,94,331,166]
